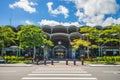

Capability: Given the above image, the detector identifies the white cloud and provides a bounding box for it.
[9,0,37,13]
[47,2,53,11]
[72,0,119,15]
[61,22,80,26]
[102,17,120,27]
[38,19,80,27]
[39,19,59,26]
[68,0,119,27]
[25,20,34,25]
[47,2,69,18]
[116,18,120,24]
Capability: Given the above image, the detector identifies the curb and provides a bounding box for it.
[88,64,120,67]
[0,64,32,67]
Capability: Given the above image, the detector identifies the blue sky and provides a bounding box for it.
[0,0,120,27]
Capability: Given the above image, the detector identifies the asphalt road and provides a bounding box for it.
[83,66,120,80]
[0,64,120,80]
[0,65,38,80]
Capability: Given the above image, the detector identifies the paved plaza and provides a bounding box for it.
[0,61,120,80]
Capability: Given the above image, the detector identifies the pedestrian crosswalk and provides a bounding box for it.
[21,65,97,80]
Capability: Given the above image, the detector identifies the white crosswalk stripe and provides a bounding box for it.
[22,77,97,80]
[28,73,92,76]
[32,71,88,74]
[22,65,97,80]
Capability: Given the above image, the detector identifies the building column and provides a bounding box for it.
[52,48,54,58]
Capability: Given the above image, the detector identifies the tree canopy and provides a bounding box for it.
[70,24,120,58]
[17,25,54,49]
[0,26,16,56]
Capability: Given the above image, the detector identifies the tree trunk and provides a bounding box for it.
[119,35,120,55]
[33,46,36,60]
[119,39,120,55]
[1,47,4,56]
[98,47,101,56]
[86,36,90,59]
[87,47,90,59]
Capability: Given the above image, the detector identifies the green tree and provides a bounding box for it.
[70,39,90,50]
[0,26,16,56]
[79,25,120,57]
[108,25,120,55]
[17,25,53,59]
[79,26,99,58]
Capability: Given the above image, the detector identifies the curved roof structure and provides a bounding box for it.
[52,25,67,33]
[70,32,82,40]
[68,25,78,33]
[42,25,51,33]
[54,45,66,49]
[51,33,68,40]
[42,25,79,34]
[42,25,82,47]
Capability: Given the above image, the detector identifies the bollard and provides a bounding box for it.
[44,59,46,65]
[66,59,68,65]
[51,59,54,65]
[74,59,76,65]
[81,58,84,65]
[36,58,39,65]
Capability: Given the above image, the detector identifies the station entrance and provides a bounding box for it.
[53,45,67,59]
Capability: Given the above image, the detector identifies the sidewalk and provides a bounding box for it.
[0,60,82,67]
[38,60,86,66]
[1,61,120,67]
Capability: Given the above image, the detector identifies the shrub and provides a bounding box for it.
[96,56,120,64]
[18,56,24,60]
[3,56,27,63]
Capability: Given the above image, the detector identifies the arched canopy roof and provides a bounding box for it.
[42,25,79,34]
[94,25,103,30]
[54,45,66,49]
[42,25,51,33]
[51,33,69,47]
[51,33,68,41]
[70,32,82,40]
[52,25,67,33]
[68,25,78,33]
